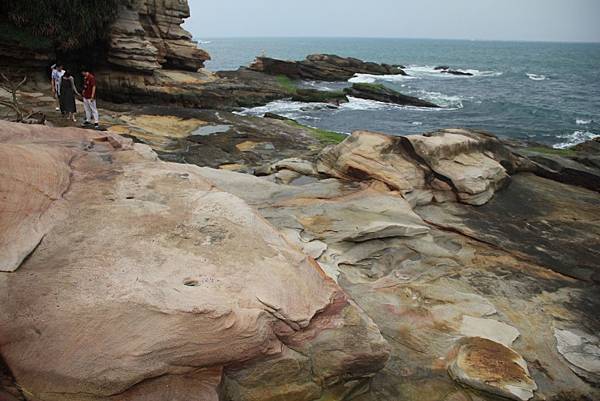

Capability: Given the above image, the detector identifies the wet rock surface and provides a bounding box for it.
[344,83,440,108]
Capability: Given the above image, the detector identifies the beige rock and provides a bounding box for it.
[0,121,389,401]
[317,131,427,192]
[448,337,537,401]
[318,129,514,206]
[107,0,210,72]
[555,328,600,384]
[405,129,511,205]
[272,158,319,176]
[459,316,520,346]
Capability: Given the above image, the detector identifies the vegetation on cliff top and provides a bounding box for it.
[0,0,121,50]
[286,120,347,145]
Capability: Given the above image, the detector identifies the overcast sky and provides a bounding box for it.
[186,0,600,42]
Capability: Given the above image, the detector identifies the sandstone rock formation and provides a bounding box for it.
[0,120,389,401]
[447,337,537,401]
[193,129,599,401]
[108,0,210,72]
[249,54,407,81]
[317,128,517,205]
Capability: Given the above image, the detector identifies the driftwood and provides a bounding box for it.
[0,73,45,124]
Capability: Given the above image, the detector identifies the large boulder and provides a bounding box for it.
[317,129,516,205]
[249,54,407,81]
[0,120,389,401]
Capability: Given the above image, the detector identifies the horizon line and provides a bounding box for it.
[191,35,600,45]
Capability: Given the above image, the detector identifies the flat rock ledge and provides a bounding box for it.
[0,120,389,401]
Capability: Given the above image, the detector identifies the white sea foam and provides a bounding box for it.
[412,121,423,126]
[576,119,592,125]
[348,73,415,84]
[198,40,212,44]
[527,73,547,81]
[416,90,464,109]
[553,131,599,149]
[237,100,333,119]
[403,65,501,78]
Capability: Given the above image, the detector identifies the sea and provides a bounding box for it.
[198,37,600,148]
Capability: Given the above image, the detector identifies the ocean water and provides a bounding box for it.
[199,37,600,148]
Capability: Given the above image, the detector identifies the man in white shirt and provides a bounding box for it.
[51,64,65,112]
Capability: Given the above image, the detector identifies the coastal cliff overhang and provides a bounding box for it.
[0,0,210,73]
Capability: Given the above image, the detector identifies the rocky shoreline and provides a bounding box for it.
[1,1,599,401]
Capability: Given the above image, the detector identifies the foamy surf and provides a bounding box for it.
[576,119,592,125]
[348,73,415,84]
[237,100,332,119]
[527,73,547,81]
[403,65,502,78]
[415,90,464,109]
[553,130,599,149]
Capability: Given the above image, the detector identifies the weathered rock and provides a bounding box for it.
[511,147,600,192]
[448,337,537,401]
[184,151,600,401]
[249,54,407,81]
[317,131,428,193]
[555,329,600,384]
[108,0,210,72]
[459,316,520,346]
[0,120,389,401]
[318,129,516,205]
[344,83,440,108]
[271,158,319,176]
[404,129,514,205]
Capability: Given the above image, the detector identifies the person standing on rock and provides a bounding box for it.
[51,64,65,112]
[81,69,99,129]
[59,71,80,123]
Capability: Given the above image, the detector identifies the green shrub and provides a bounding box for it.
[0,0,121,50]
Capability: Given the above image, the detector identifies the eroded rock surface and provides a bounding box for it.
[448,337,537,401]
[0,121,389,401]
[249,54,407,81]
[192,130,599,401]
[318,129,516,205]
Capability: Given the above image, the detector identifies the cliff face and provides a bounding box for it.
[0,0,209,73]
[108,0,210,72]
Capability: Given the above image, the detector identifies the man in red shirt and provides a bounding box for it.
[81,70,99,129]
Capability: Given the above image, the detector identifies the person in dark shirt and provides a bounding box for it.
[59,71,80,122]
[81,70,99,129]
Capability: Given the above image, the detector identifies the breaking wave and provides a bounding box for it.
[576,119,592,125]
[527,73,547,81]
[553,130,599,149]
[403,65,502,78]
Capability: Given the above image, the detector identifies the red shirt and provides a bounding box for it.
[82,74,96,99]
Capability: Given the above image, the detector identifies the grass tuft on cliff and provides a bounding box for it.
[276,75,298,94]
[0,0,120,51]
[286,120,347,145]
[527,146,577,157]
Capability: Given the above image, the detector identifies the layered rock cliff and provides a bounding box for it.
[108,0,210,72]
